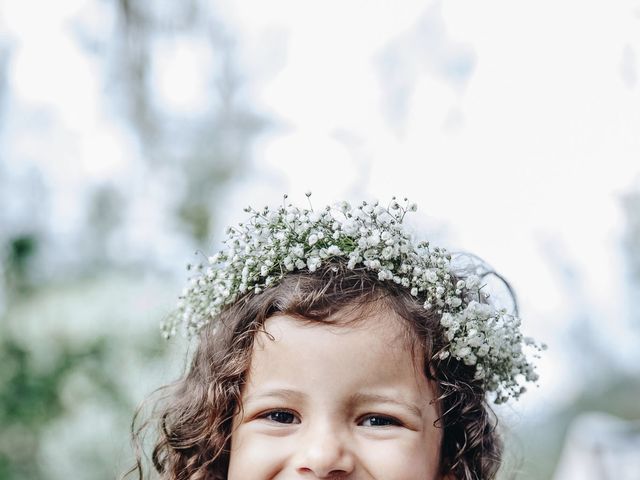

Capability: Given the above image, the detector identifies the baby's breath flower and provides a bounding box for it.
[426,269,439,283]
[307,256,321,272]
[163,195,543,403]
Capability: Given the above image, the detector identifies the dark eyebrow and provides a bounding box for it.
[242,388,309,405]
[349,392,424,419]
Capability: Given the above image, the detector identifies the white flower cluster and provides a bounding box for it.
[163,196,544,402]
[439,301,544,403]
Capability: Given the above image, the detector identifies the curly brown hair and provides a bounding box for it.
[126,262,503,480]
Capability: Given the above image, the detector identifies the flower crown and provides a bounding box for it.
[164,195,544,403]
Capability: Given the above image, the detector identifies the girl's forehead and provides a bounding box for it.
[244,312,436,412]
[261,306,411,347]
[254,310,424,373]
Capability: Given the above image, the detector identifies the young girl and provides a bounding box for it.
[129,196,542,480]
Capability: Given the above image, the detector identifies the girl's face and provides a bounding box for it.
[228,308,443,479]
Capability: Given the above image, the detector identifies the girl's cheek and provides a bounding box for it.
[227,428,292,479]
[356,436,441,480]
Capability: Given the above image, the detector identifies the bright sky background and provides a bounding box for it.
[3,0,640,416]
[217,0,640,412]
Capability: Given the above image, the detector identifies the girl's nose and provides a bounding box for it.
[295,424,355,477]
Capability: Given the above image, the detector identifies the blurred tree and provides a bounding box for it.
[110,0,268,244]
[5,235,38,295]
[86,185,125,269]
[0,1,269,479]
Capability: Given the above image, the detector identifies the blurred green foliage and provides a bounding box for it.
[6,235,37,294]
[0,1,264,477]
[0,235,125,479]
[0,235,181,479]
[0,336,121,479]
[512,375,640,480]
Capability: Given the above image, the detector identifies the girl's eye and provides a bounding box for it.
[261,410,299,424]
[360,415,402,427]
